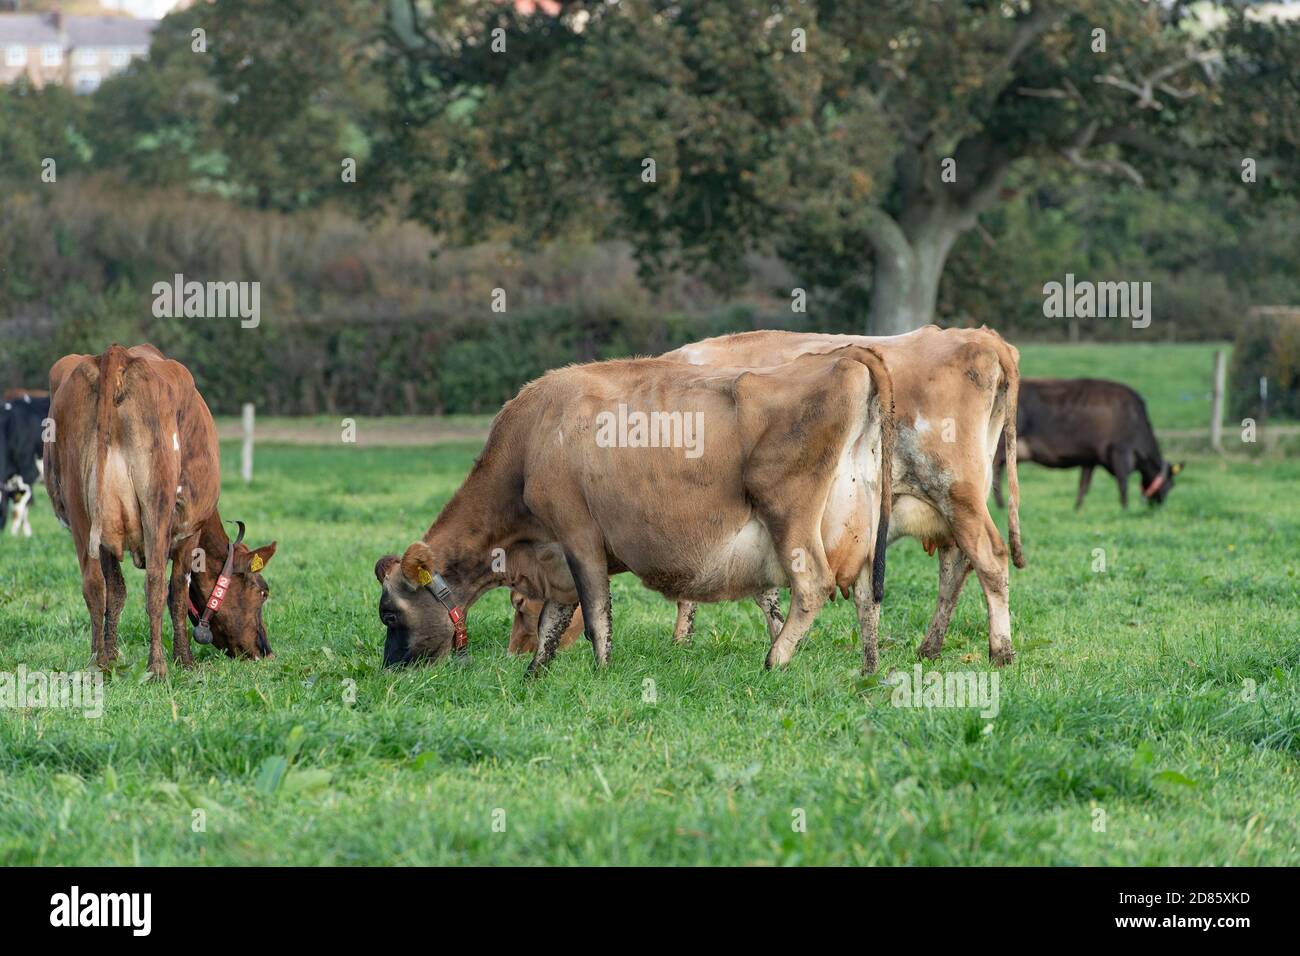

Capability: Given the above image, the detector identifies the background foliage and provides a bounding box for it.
[1,0,1298,414]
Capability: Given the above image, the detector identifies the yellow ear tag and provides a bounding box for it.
[417,568,433,586]
[250,554,264,573]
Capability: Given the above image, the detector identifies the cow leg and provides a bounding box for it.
[169,538,198,668]
[1075,465,1095,511]
[916,543,971,661]
[853,568,883,674]
[79,546,110,670]
[949,496,1014,666]
[672,601,696,644]
[573,560,613,667]
[765,539,833,669]
[1112,449,1134,509]
[8,479,31,536]
[524,600,579,677]
[100,552,126,666]
[142,530,170,680]
[756,588,784,640]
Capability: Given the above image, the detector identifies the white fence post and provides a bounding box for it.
[1210,350,1226,453]
[241,403,255,484]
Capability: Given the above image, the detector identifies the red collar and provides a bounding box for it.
[190,521,245,644]
[1142,471,1167,498]
[424,570,469,654]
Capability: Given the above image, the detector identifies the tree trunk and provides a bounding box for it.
[866,209,962,336]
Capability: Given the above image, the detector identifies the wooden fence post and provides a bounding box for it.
[241,403,255,484]
[1210,350,1226,453]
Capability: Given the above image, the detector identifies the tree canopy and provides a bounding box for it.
[376,0,1300,332]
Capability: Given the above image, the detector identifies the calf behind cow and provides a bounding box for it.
[376,347,894,675]
[993,377,1182,510]
[46,344,276,677]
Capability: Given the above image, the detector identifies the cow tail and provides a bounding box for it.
[851,346,895,603]
[995,336,1026,569]
[88,345,130,556]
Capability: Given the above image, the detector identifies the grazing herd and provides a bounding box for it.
[5,328,1183,680]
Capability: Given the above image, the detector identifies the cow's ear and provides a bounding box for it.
[375,554,399,584]
[1172,461,1184,475]
[235,541,276,574]
[399,541,437,589]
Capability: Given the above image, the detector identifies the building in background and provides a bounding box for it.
[101,0,192,19]
[0,11,157,92]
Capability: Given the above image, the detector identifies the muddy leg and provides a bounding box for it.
[563,544,612,667]
[525,600,578,678]
[916,543,971,660]
[672,601,696,644]
[853,569,882,674]
[755,588,784,640]
[100,552,126,666]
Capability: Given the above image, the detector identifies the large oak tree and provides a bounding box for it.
[377,0,1299,333]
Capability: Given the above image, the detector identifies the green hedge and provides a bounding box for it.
[1229,310,1300,421]
[0,295,787,416]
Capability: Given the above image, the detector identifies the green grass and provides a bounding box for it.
[2,436,1298,865]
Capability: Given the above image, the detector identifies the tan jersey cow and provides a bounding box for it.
[45,344,277,678]
[665,326,1024,666]
[375,347,894,675]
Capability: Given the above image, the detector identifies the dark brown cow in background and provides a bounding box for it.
[45,344,277,678]
[993,378,1183,510]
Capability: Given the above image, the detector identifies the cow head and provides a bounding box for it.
[374,542,462,667]
[200,535,277,659]
[1142,460,1183,505]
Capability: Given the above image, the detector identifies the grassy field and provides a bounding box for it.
[1,344,1298,865]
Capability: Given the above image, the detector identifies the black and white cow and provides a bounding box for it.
[1,394,51,537]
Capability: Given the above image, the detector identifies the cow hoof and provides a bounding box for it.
[989,647,1015,667]
[916,640,942,661]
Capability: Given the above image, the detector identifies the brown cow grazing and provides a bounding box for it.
[45,344,277,678]
[661,326,1024,667]
[993,377,1183,511]
[376,347,894,675]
